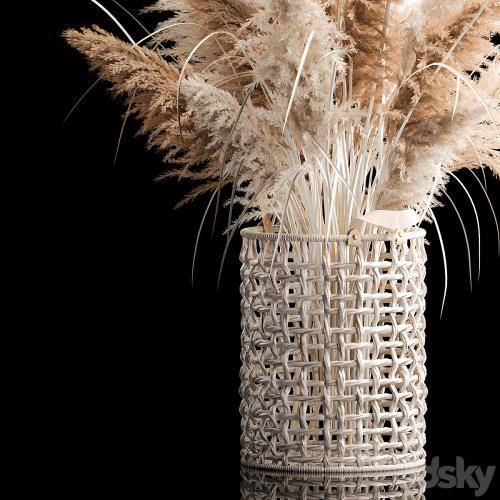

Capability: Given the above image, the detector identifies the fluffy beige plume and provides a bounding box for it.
[145,0,255,46]
[144,0,257,99]
[378,96,498,211]
[63,25,262,208]
[174,76,289,213]
[408,0,499,72]
[378,57,500,210]
[245,0,347,148]
[63,27,207,169]
[375,1,500,211]
[63,26,288,214]
[342,0,404,106]
[450,55,500,177]
[387,1,499,112]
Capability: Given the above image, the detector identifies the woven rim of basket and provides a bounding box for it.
[240,461,427,479]
[240,458,428,476]
[240,226,426,242]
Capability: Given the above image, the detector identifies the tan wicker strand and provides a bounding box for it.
[239,228,427,473]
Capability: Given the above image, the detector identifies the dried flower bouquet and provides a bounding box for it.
[64,0,499,283]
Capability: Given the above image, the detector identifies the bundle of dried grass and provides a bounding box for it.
[63,0,500,239]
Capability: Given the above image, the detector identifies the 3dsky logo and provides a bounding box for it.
[427,457,496,497]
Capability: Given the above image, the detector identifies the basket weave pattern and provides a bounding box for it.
[239,228,427,473]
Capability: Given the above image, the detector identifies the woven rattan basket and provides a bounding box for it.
[239,227,428,473]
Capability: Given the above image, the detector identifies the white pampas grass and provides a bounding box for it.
[64,0,499,240]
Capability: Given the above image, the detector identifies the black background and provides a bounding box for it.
[29,1,500,497]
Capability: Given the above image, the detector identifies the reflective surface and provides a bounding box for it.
[240,466,427,499]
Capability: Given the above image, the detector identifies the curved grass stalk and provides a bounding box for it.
[136,22,201,46]
[442,190,473,291]
[467,168,500,256]
[192,190,217,286]
[107,1,173,56]
[465,134,488,189]
[110,0,150,34]
[429,63,498,136]
[282,30,315,134]
[114,99,134,165]
[481,167,487,190]
[90,0,135,44]
[465,133,486,168]
[441,0,491,67]
[63,79,100,123]
[443,168,481,279]
[429,209,448,318]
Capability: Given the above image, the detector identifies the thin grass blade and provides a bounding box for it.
[443,168,482,279]
[429,209,448,318]
[90,0,135,44]
[192,190,217,286]
[442,190,473,291]
[282,31,315,134]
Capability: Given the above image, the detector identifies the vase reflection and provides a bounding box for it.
[240,466,427,499]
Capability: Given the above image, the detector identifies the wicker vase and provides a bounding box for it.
[239,227,428,473]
